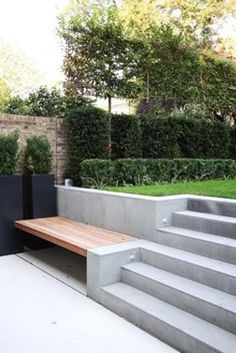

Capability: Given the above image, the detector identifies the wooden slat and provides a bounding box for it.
[15,217,136,257]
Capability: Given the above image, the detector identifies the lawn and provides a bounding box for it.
[103,179,236,199]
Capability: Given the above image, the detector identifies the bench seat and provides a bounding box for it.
[15,216,137,257]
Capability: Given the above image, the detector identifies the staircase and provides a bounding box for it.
[101,198,236,353]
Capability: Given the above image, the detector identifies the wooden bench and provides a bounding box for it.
[15,216,136,257]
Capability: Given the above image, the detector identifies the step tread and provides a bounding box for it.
[102,282,236,353]
[141,242,236,278]
[157,226,236,248]
[174,210,236,224]
[122,262,236,313]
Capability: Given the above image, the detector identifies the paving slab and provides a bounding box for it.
[0,254,177,353]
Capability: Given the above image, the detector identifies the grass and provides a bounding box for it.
[103,179,236,199]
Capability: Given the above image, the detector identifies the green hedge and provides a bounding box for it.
[66,109,234,185]
[66,105,109,185]
[140,116,231,159]
[0,132,19,175]
[80,159,236,188]
[230,128,236,160]
[111,114,141,158]
[24,136,52,175]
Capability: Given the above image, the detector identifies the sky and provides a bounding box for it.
[0,0,69,87]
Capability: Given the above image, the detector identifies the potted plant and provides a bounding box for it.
[22,136,57,249]
[0,132,24,256]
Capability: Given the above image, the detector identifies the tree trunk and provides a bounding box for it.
[108,95,112,158]
[146,71,150,102]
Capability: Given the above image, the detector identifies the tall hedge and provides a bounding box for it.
[111,114,141,159]
[67,105,109,185]
[140,116,231,159]
[230,128,236,160]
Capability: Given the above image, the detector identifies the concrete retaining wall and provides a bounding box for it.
[57,186,188,241]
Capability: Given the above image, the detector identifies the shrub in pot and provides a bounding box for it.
[23,136,57,249]
[0,132,24,255]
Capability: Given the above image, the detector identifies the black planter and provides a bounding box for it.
[23,174,57,249]
[0,175,24,256]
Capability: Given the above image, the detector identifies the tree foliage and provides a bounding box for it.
[59,1,140,112]
[0,40,41,97]
[135,27,236,121]
[0,79,11,112]
[120,0,236,47]
[58,0,236,121]
[4,86,91,118]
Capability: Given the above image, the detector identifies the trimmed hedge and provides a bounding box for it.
[0,132,19,175]
[66,107,235,185]
[66,105,109,185]
[140,116,231,159]
[24,136,52,175]
[111,114,141,158]
[80,159,236,188]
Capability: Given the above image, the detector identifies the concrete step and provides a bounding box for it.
[122,262,236,334]
[140,243,236,295]
[188,198,236,218]
[173,210,236,238]
[156,226,236,264]
[102,282,236,353]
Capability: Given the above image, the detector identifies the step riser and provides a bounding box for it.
[188,199,236,218]
[101,289,221,353]
[156,230,236,265]
[173,214,236,238]
[122,268,236,334]
[141,248,236,295]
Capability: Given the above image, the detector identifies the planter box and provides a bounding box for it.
[23,174,57,249]
[23,174,57,219]
[0,175,24,256]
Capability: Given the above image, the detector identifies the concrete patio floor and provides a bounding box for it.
[0,248,177,353]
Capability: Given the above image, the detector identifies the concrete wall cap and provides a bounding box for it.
[56,186,190,202]
[88,240,147,257]
[57,186,236,205]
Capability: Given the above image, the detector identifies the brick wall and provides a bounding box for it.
[0,113,68,184]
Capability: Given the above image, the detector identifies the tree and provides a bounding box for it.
[26,86,66,117]
[135,26,202,107]
[59,0,236,123]
[158,0,236,47]
[133,25,236,122]
[118,0,160,38]
[0,40,41,97]
[199,51,236,123]
[4,86,91,118]
[59,2,139,111]
[120,0,236,47]
[0,79,11,111]
[59,1,140,147]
